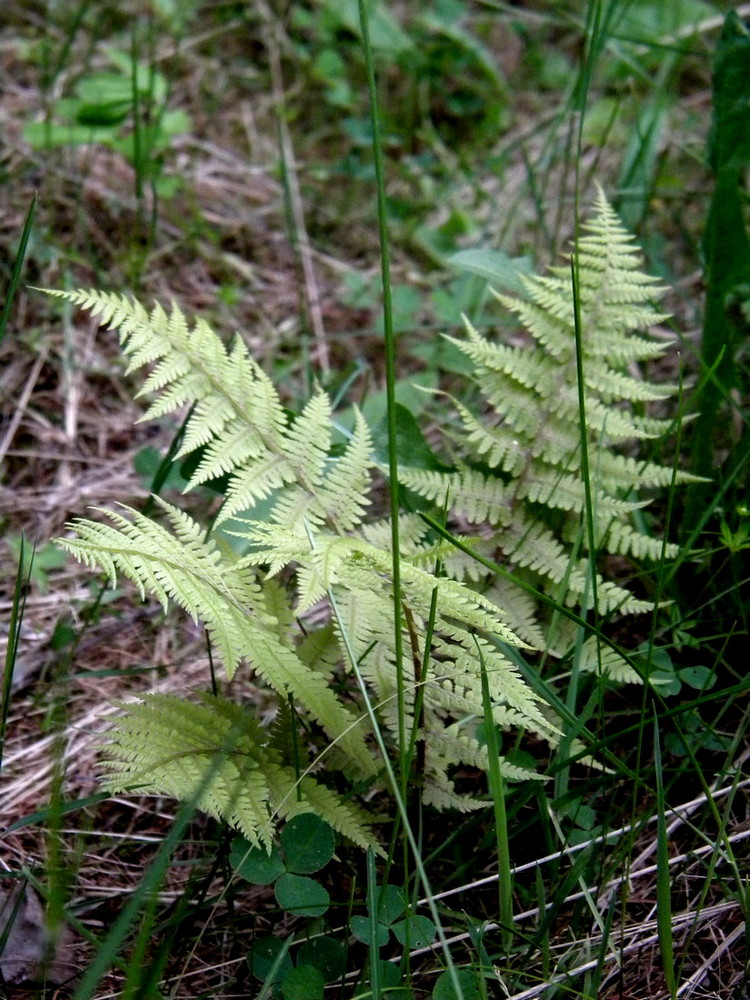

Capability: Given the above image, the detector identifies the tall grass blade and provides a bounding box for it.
[1,537,32,774]
[686,11,750,526]
[476,637,513,953]
[358,0,406,794]
[653,712,677,999]
[366,848,383,1000]
[0,193,36,345]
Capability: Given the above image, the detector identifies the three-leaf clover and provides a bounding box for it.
[233,814,345,998]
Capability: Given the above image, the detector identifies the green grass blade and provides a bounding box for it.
[686,12,750,526]
[0,193,36,345]
[476,637,513,953]
[358,0,406,794]
[1,537,33,774]
[653,711,677,999]
[366,848,383,1000]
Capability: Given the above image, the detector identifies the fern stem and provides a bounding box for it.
[358,0,407,797]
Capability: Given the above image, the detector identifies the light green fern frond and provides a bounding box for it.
[102,693,377,851]
[57,500,376,779]
[400,189,700,673]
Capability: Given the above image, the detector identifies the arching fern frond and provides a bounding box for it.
[46,187,700,846]
[102,693,377,851]
[57,500,376,779]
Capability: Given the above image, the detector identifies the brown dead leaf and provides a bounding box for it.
[0,881,77,986]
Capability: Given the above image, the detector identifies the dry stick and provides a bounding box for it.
[675,919,747,998]
[403,826,750,952]
[0,347,48,466]
[628,745,750,881]
[261,8,329,374]
[59,316,95,492]
[414,774,750,911]
[505,906,741,1000]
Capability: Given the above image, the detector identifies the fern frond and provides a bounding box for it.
[285,390,332,490]
[47,284,566,840]
[400,190,698,671]
[58,501,264,671]
[316,407,374,532]
[58,502,376,776]
[46,195,697,841]
[102,694,378,851]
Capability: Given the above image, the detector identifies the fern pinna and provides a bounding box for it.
[399,187,698,675]
[48,288,556,851]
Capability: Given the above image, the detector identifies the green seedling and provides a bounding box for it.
[432,969,482,1000]
[351,881,436,994]
[24,48,190,202]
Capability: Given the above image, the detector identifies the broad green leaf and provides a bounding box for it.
[275,874,330,918]
[247,935,293,983]
[296,938,346,982]
[648,669,681,697]
[678,665,717,691]
[376,884,406,926]
[708,12,750,171]
[350,915,389,948]
[361,371,438,427]
[282,965,325,1000]
[324,0,413,55]
[372,402,450,472]
[432,969,482,1000]
[75,100,131,127]
[447,249,532,295]
[22,121,118,149]
[76,74,137,105]
[280,814,335,874]
[391,915,436,949]
[686,11,750,511]
[374,958,403,989]
[230,836,285,885]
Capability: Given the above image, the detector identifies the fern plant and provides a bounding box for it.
[48,288,556,851]
[47,190,693,846]
[399,187,699,675]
